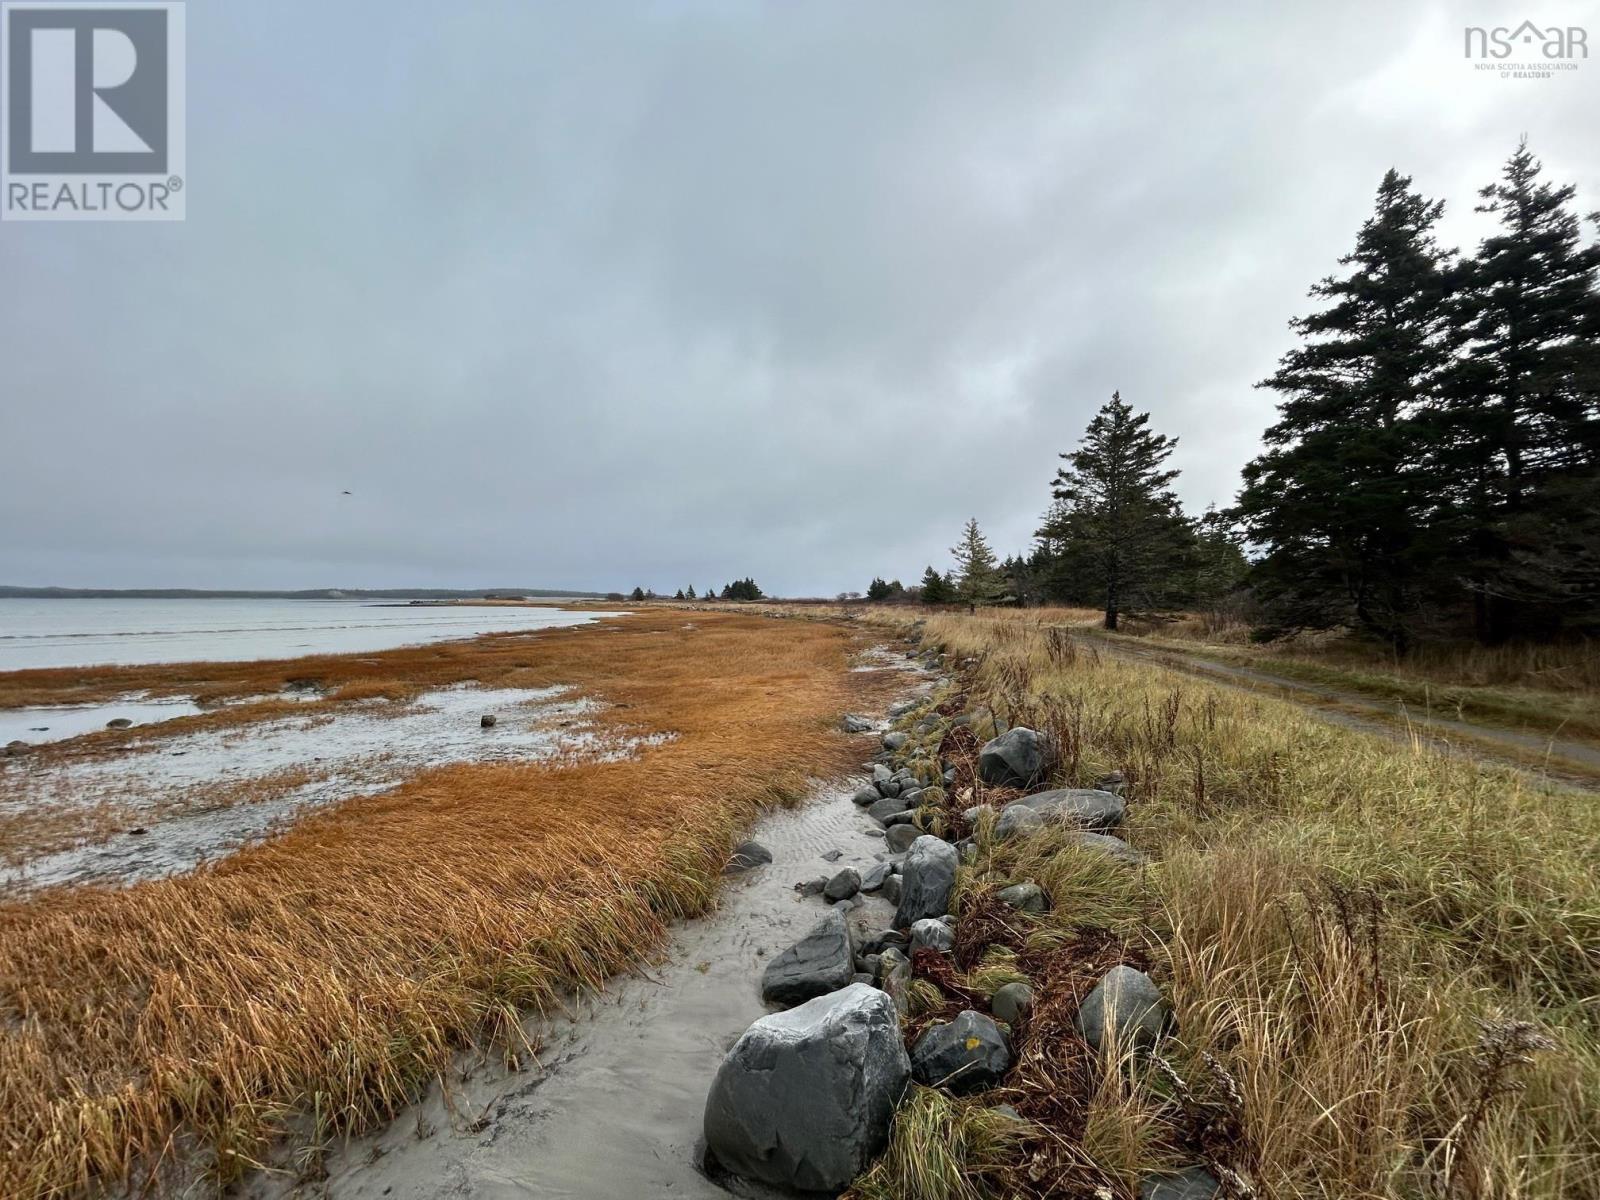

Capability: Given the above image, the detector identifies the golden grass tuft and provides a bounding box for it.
[0,612,891,1198]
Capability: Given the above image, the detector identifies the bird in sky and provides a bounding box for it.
[341,490,352,495]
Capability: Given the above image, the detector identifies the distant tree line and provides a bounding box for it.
[861,142,1599,650]
[618,579,765,602]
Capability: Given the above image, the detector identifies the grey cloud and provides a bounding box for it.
[3,0,1596,593]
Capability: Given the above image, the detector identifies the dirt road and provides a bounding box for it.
[1072,630,1600,790]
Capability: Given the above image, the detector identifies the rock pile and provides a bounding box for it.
[703,638,1200,1196]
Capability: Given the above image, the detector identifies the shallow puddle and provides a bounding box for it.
[1,685,663,892]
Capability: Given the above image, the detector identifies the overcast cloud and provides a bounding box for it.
[2,0,1597,595]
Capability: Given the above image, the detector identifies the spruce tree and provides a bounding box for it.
[1044,391,1186,630]
[1438,141,1600,640]
[1235,170,1456,653]
[950,518,1005,609]
[919,565,951,604]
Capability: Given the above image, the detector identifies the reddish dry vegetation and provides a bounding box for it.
[0,611,892,1198]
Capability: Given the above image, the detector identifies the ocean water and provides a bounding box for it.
[0,598,624,672]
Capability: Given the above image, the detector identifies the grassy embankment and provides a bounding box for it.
[1037,606,1600,748]
[0,610,890,1198]
[841,610,1598,1200]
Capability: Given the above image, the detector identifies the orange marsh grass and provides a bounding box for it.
[0,612,892,1198]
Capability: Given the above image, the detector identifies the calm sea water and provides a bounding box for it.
[0,598,623,671]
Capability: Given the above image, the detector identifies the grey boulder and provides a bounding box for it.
[842,714,875,734]
[991,981,1033,1024]
[105,717,134,730]
[851,786,881,808]
[823,867,861,903]
[867,795,911,824]
[703,983,911,1193]
[479,713,498,728]
[760,910,854,1007]
[885,824,923,853]
[724,840,773,874]
[910,917,955,954]
[1139,1166,1222,1200]
[976,727,1048,787]
[894,835,958,927]
[996,882,1047,913]
[879,875,903,906]
[1066,831,1146,865]
[911,1010,1011,1094]
[860,862,892,892]
[1076,965,1171,1052]
[994,789,1125,840]
[882,731,910,752]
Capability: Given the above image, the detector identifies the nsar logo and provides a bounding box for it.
[2,1,185,221]
[1464,20,1588,79]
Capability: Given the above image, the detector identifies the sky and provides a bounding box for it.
[3,0,1598,596]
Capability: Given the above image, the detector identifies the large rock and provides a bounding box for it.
[910,917,955,953]
[851,786,881,808]
[882,731,910,752]
[879,875,902,907]
[703,984,911,1193]
[760,910,854,1007]
[994,789,1125,839]
[878,948,912,1015]
[977,727,1049,787]
[842,714,875,734]
[823,867,861,903]
[1139,1166,1221,1200]
[894,835,958,927]
[868,795,911,824]
[724,840,773,874]
[991,981,1033,1024]
[997,882,1048,913]
[885,824,923,853]
[1065,831,1146,866]
[1076,965,1170,1052]
[860,861,892,892]
[910,1010,1011,1094]
[3,740,31,757]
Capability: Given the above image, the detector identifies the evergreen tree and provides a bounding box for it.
[950,518,1005,609]
[674,588,685,600]
[919,565,952,604]
[720,578,765,601]
[1235,171,1456,653]
[1438,141,1600,640]
[866,577,893,601]
[1043,391,1186,629]
[629,586,646,601]
[686,585,697,599]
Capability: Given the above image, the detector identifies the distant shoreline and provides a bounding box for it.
[0,586,603,601]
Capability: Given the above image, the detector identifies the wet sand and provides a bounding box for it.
[247,783,900,1200]
[2,685,662,892]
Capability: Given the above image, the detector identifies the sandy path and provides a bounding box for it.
[245,783,899,1200]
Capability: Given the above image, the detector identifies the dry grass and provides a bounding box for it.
[1006,607,1600,744]
[840,608,1600,1200]
[0,611,890,1198]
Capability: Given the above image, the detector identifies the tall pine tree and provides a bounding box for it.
[950,519,1005,609]
[1042,392,1186,630]
[1437,141,1600,640]
[1235,170,1456,653]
